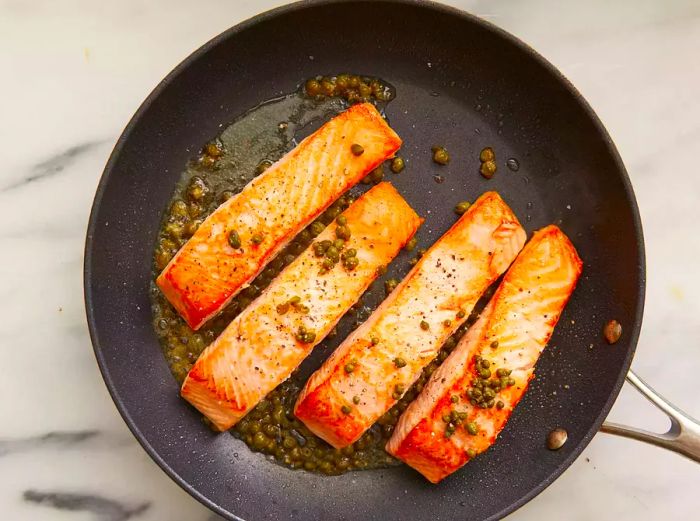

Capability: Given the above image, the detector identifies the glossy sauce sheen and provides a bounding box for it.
[157,102,401,329]
[181,183,421,431]
[294,192,526,448]
[387,225,582,483]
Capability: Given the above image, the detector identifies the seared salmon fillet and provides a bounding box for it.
[294,192,526,448]
[181,182,421,431]
[157,103,401,329]
[387,225,582,483]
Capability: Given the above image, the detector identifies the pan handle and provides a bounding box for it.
[600,370,700,463]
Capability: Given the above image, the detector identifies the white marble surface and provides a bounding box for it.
[1,0,699,519]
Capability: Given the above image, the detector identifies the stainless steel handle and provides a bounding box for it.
[600,370,700,463]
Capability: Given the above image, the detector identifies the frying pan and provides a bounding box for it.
[83,1,700,519]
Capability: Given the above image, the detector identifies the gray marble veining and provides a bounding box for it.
[0,0,698,520]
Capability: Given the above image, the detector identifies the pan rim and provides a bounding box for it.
[83,1,646,520]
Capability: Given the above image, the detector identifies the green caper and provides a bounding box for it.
[310,221,325,237]
[370,336,380,345]
[228,230,241,249]
[336,215,347,226]
[350,144,364,156]
[352,395,361,405]
[490,340,499,348]
[305,78,321,96]
[325,245,339,260]
[451,395,459,403]
[392,384,405,400]
[295,326,316,344]
[390,157,405,173]
[405,237,417,252]
[479,147,495,162]
[466,422,479,435]
[432,146,450,165]
[420,320,430,330]
[496,368,509,377]
[480,160,497,179]
[480,359,490,369]
[251,233,264,245]
[322,258,335,270]
[457,309,466,319]
[454,201,471,215]
[467,448,477,458]
[186,176,208,201]
[496,400,505,410]
[393,357,407,368]
[336,225,351,240]
[443,319,452,327]
[341,405,352,414]
[332,238,345,250]
[276,302,290,315]
[344,360,357,374]
[384,278,399,295]
[369,165,384,183]
[255,159,273,175]
[478,368,491,379]
[341,248,357,260]
[253,432,268,449]
[507,377,516,387]
[343,256,359,271]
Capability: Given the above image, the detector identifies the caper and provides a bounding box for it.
[420,320,430,330]
[490,340,499,348]
[369,165,384,183]
[295,326,316,344]
[393,357,407,368]
[320,79,336,96]
[507,377,516,387]
[350,144,364,156]
[322,258,335,270]
[454,201,471,215]
[344,361,357,374]
[251,233,264,245]
[326,245,339,259]
[392,384,405,400]
[547,428,568,450]
[186,176,208,202]
[451,395,459,403]
[376,265,387,276]
[252,432,268,449]
[336,215,348,226]
[255,159,273,175]
[457,309,466,319]
[496,368,509,378]
[467,448,477,458]
[480,160,497,179]
[443,319,452,327]
[384,278,399,295]
[405,237,417,252]
[228,230,241,249]
[310,221,325,237]
[341,405,352,414]
[205,142,223,158]
[343,256,359,271]
[352,395,361,405]
[341,248,357,260]
[432,146,450,165]
[479,147,495,162]
[496,400,505,410]
[336,225,351,240]
[333,238,346,250]
[604,319,622,344]
[390,157,405,173]
[305,78,321,96]
[466,422,479,435]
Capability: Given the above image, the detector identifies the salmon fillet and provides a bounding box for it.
[181,182,421,431]
[157,103,402,330]
[386,225,582,483]
[294,192,526,448]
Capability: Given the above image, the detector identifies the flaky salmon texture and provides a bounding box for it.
[386,225,582,483]
[157,102,401,330]
[294,192,527,449]
[181,183,421,431]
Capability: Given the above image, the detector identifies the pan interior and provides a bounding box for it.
[85,2,644,520]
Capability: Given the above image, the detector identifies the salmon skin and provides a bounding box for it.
[294,192,526,448]
[180,183,421,431]
[387,225,582,483]
[157,103,402,330]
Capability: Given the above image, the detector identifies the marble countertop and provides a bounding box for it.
[1,0,698,519]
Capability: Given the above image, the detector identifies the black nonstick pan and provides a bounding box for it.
[83,1,700,520]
